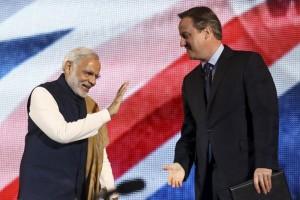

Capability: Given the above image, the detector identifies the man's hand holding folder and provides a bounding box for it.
[230,170,291,200]
[254,168,272,194]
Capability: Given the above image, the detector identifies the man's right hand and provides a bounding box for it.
[163,163,185,188]
[107,82,129,117]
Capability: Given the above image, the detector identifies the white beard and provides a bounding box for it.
[65,71,87,98]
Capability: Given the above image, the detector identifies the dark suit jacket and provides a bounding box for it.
[174,45,279,199]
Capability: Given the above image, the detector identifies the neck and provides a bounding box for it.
[203,40,222,62]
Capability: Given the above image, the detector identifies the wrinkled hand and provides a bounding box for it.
[254,168,272,194]
[163,163,185,188]
[107,82,129,117]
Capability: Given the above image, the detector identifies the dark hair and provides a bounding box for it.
[178,7,222,40]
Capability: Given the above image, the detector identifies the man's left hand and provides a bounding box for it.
[253,168,272,194]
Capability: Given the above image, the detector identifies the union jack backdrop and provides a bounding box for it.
[0,0,299,199]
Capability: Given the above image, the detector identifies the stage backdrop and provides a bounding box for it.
[0,0,299,199]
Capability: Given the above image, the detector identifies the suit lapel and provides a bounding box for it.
[190,64,207,113]
[207,46,233,112]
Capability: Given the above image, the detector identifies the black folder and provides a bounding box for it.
[229,171,291,200]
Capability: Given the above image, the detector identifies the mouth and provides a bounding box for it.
[81,84,91,92]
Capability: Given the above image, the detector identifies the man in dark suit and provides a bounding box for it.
[164,7,279,200]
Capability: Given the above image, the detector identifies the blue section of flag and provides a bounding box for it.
[0,0,34,23]
[0,29,72,79]
[148,166,195,200]
[279,83,300,200]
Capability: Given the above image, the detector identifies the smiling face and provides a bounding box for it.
[179,17,212,61]
[64,55,100,97]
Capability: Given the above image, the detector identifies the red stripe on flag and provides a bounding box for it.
[223,2,300,65]
[0,178,18,200]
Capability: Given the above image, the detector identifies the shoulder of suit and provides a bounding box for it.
[231,49,261,58]
[183,64,202,81]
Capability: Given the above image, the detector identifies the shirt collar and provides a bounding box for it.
[202,43,224,67]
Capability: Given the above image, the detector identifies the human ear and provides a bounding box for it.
[64,61,72,74]
[205,26,214,40]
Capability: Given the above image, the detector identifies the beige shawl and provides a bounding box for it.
[85,96,109,200]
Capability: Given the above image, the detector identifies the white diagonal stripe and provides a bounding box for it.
[269,44,300,97]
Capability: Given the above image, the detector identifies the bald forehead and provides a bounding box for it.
[75,55,101,76]
[77,55,100,66]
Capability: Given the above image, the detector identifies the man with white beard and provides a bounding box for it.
[19,47,128,200]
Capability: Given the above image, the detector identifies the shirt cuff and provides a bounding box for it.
[98,109,111,123]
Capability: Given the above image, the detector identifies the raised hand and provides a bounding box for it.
[107,82,129,117]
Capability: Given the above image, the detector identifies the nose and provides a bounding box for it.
[88,76,96,86]
[180,37,186,47]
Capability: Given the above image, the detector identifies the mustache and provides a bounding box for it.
[82,83,93,88]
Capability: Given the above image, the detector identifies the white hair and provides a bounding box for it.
[62,47,99,70]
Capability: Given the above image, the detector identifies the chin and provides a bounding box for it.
[186,51,198,60]
[78,91,88,98]
[73,88,88,98]
[79,93,87,98]
[187,54,197,60]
